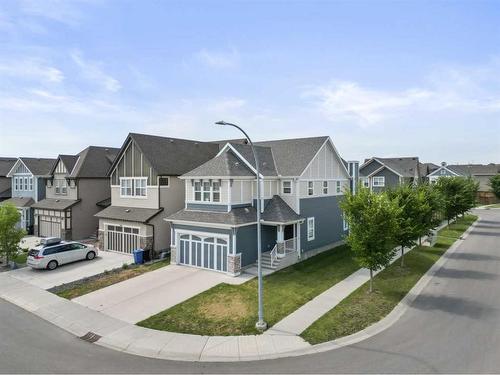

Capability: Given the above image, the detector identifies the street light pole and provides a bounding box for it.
[215,120,267,331]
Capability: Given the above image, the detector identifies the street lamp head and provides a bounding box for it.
[215,120,227,126]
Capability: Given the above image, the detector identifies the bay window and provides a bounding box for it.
[193,180,222,203]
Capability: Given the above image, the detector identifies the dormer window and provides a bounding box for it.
[55,179,67,195]
[194,180,221,203]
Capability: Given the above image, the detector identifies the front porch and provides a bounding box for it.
[256,222,302,272]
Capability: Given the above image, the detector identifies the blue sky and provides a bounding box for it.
[0,0,499,164]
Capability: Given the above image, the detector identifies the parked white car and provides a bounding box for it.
[27,237,98,270]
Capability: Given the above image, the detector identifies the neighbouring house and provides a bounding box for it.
[0,158,17,202]
[95,133,220,257]
[427,162,500,204]
[31,146,120,240]
[1,157,56,233]
[166,136,354,276]
[359,157,428,192]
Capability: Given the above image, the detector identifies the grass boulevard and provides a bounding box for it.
[138,215,477,340]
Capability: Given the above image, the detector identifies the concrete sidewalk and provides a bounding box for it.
[0,218,470,362]
[266,220,452,336]
[73,265,252,323]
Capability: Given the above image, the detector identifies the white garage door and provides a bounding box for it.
[178,234,228,272]
[39,217,61,238]
[105,225,140,254]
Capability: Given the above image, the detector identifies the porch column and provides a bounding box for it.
[297,222,301,259]
[276,225,285,256]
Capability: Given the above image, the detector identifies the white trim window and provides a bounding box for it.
[343,217,349,231]
[29,177,33,191]
[440,169,447,175]
[55,179,67,195]
[336,181,342,194]
[282,180,292,194]
[194,180,221,203]
[372,176,385,187]
[14,177,19,191]
[308,181,314,196]
[24,177,29,191]
[307,217,315,241]
[159,176,170,187]
[120,177,147,197]
[323,181,328,195]
[361,178,369,188]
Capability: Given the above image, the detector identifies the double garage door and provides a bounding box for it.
[39,216,62,238]
[179,234,228,272]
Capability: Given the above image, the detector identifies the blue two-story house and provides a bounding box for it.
[1,158,56,233]
[166,136,354,276]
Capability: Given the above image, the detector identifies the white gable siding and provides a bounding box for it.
[301,142,347,180]
[55,160,67,174]
[230,180,253,204]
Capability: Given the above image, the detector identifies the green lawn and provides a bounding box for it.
[138,245,360,335]
[54,258,170,300]
[301,215,477,344]
[485,203,500,209]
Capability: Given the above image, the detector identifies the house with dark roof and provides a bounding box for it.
[1,157,56,233]
[0,157,17,202]
[426,162,500,204]
[166,136,354,276]
[31,146,119,240]
[95,133,220,256]
[359,157,427,192]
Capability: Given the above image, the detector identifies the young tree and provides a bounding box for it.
[387,184,422,267]
[461,177,479,214]
[490,175,500,200]
[0,203,25,265]
[435,177,466,224]
[341,187,400,292]
[415,183,443,245]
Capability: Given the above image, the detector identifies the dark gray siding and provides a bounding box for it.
[186,203,228,212]
[371,168,400,193]
[236,224,276,267]
[37,177,46,201]
[359,159,383,177]
[300,195,345,252]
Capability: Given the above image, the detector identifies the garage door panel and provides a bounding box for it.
[178,234,228,272]
[105,225,140,254]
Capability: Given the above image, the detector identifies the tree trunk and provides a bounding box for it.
[400,246,405,267]
[369,268,373,293]
[419,237,422,246]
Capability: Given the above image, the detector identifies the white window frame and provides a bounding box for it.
[55,179,67,195]
[336,180,342,194]
[159,176,170,187]
[440,169,447,175]
[372,176,385,187]
[361,178,369,188]
[343,217,349,231]
[322,181,328,195]
[193,180,221,203]
[120,177,148,198]
[29,177,33,191]
[308,181,314,196]
[307,217,315,241]
[24,177,28,191]
[14,177,19,191]
[282,180,292,195]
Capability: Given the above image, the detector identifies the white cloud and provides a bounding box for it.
[196,48,239,69]
[306,61,500,126]
[18,0,92,27]
[70,50,121,92]
[0,59,64,83]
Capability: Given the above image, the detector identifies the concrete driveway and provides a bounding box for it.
[73,265,253,323]
[9,251,133,290]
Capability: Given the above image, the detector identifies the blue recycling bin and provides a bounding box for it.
[133,249,144,264]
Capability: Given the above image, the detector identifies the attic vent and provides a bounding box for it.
[125,209,131,213]
[441,161,447,166]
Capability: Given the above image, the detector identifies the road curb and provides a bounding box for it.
[0,217,478,362]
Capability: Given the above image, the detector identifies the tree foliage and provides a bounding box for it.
[435,176,478,223]
[415,182,444,241]
[0,203,26,265]
[489,175,500,200]
[341,187,399,292]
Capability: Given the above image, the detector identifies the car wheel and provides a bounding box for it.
[86,251,96,260]
[47,260,58,270]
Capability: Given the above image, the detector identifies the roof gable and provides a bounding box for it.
[183,149,255,178]
[0,158,17,177]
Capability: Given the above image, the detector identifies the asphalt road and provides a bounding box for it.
[1,209,499,374]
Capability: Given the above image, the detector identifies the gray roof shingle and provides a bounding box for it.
[183,150,255,177]
[167,195,302,226]
[0,157,17,176]
[363,157,420,178]
[70,146,120,178]
[95,205,163,223]
[0,197,34,208]
[32,198,80,210]
[19,158,56,176]
[122,133,220,176]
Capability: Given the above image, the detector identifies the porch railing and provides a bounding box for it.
[284,237,297,252]
[270,243,278,267]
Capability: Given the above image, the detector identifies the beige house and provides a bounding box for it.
[95,133,219,258]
